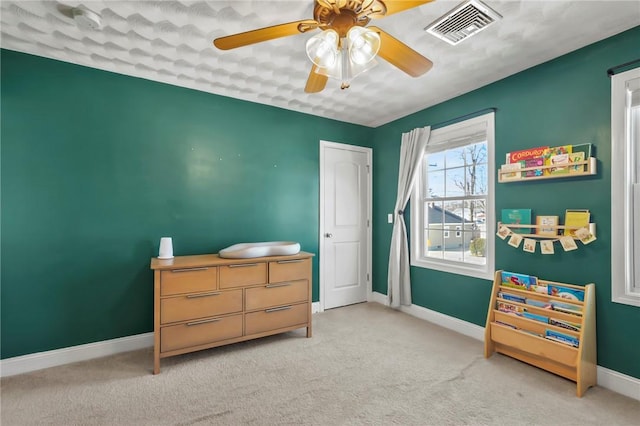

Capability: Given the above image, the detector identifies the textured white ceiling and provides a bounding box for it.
[1,1,638,127]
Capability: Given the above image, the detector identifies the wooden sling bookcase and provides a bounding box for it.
[484,270,597,397]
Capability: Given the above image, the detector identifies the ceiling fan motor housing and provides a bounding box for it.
[314,0,388,35]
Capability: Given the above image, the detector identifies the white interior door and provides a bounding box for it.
[320,141,371,310]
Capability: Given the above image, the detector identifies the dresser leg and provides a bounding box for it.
[306,325,312,338]
[154,351,160,374]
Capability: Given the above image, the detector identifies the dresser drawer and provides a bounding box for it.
[219,262,267,289]
[160,314,243,353]
[160,289,243,324]
[245,280,309,311]
[245,303,308,335]
[161,267,217,296]
[269,258,310,283]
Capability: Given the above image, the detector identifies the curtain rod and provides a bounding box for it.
[431,107,497,130]
[607,58,640,77]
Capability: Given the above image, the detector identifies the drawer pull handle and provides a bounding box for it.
[266,283,292,288]
[172,267,208,273]
[265,306,292,313]
[186,318,221,326]
[186,292,221,298]
[228,263,259,268]
[276,259,304,264]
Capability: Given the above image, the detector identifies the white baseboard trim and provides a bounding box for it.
[372,292,639,402]
[312,302,322,313]
[370,291,389,306]
[0,332,153,378]
[399,301,485,341]
[597,366,640,401]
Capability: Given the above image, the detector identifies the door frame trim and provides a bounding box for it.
[319,140,373,312]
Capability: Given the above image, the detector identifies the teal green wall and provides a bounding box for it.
[0,49,373,359]
[2,27,639,380]
[372,26,640,379]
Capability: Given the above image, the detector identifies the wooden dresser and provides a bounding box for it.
[150,252,314,374]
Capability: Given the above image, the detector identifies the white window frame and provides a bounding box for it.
[410,112,495,280]
[611,67,640,307]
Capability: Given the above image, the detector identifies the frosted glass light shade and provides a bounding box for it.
[347,26,380,65]
[306,29,339,68]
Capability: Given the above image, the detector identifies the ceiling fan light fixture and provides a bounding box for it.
[346,26,380,65]
[306,29,339,68]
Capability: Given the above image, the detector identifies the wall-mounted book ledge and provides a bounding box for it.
[497,222,597,241]
[498,157,597,183]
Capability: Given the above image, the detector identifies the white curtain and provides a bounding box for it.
[388,126,431,308]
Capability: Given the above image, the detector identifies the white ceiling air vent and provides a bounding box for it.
[425,0,502,45]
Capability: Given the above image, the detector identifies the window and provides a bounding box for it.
[611,67,640,307]
[411,112,495,279]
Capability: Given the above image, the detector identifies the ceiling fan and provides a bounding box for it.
[213,0,434,93]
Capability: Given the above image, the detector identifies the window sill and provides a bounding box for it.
[411,257,493,280]
[612,292,640,308]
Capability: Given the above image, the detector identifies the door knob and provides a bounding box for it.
[325,233,333,238]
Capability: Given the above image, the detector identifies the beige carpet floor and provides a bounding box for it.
[1,302,639,425]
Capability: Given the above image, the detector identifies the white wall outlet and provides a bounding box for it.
[388,213,393,224]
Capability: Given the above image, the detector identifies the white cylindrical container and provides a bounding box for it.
[158,237,174,259]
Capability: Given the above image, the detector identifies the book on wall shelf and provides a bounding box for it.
[563,209,590,237]
[535,215,559,237]
[501,209,532,234]
[543,145,572,175]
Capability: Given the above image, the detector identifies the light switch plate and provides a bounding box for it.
[388,214,393,224]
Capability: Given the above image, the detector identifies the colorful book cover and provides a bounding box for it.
[507,146,549,164]
[563,209,590,237]
[543,145,572,175]
[545,329,580,347]
[548,153,570,175]
[535,215,559,237]
[501,209,532,234]
[549,318,581,332]
[499,292,526,304]
[501,271,537,290]
[496,300,524,315]
[525,298,552,309]
[522,312,549,323]
[500,161,524,180]
[523,157,544,177]
[571,143,593,159]
[552,301,583,316]
[568,152,586,173]
[548,285,585,301]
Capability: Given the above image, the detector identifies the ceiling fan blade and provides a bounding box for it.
[214,20,319,50]
[368,26,433,77]
[305,65,329,93]
[374,0,434,17]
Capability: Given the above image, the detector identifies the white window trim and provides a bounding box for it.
[410,112,495,280]
[611,67,640,307]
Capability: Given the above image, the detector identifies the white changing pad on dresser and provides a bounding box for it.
[218,241,301,259]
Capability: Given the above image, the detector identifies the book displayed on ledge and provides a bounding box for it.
[500,162,524,180]
[501,209,532,234]
[506,146,548,164]
[535,215,559,237]
[501,271,538,290]
[545,329,580,347]
[563,209,590,237]
[543,145,572,175]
